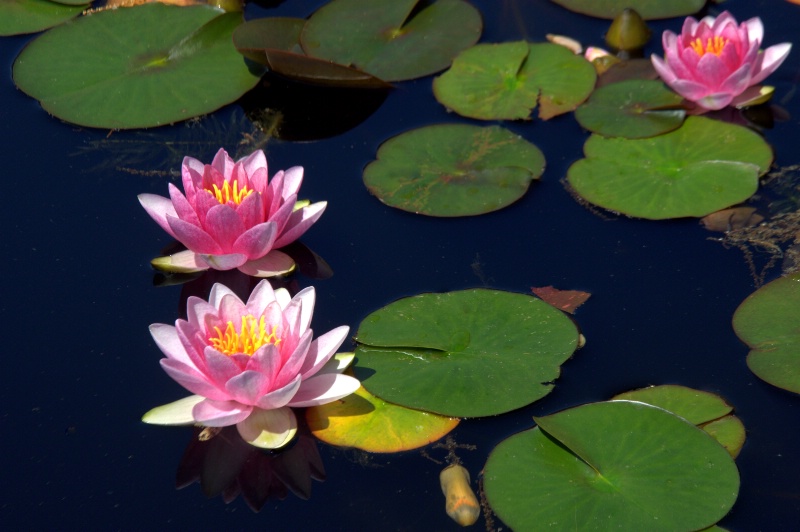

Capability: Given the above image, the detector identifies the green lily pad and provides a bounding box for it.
[305,384,459,453]
[484,401,740,530]
[550,0,705,20]
[0,0,86,36]
[300,0,482,82]
[433,41,596,120]
[12,4,262,129]
[567,116,773,219]
[574,80,685,138]
[703,415,747,459]
[353,289,579,417]
[733,273,800,394]
[363,124,545,217]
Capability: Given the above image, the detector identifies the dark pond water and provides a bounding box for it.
[2,0,800,529]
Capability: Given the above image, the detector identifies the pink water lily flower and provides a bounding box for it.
[142,280,360,449]
[138,148,326,277]
[651,11,791,111]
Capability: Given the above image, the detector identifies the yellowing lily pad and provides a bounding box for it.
[551,0,705,20]
[733,272,800,395]
[300,0,481,82]
[353,289,579,417]
[567,116,773,219]
[0,0,86,36]
[363,124,545,217]
[433,41,596,120]
[305,384,459,453]
[484,401,740,530]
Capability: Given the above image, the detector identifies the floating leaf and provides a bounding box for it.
[0,0,86,36]
[484,401,740,530]
[700,207,764,233]
[433,41,596,120]
[703,415,747,459]
[567,116,773,219]
[353,289,579,417]
[300,0,481,81]
[574,80,685,138]
[550,0,705,20]
[305,384,459,453]
[363,124,545,217]
[13,4,262,128]
[733,273,800,394]
[531,286,591,314]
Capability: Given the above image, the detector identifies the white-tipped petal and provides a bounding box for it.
[236,407,298,449]
[142,395,204,425]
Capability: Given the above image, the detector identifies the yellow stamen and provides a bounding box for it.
[209,315,281,356]
[689,36,728,57]
[206,180,254,205]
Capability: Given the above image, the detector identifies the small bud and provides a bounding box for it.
[605,8,651,52]
[440,464,481,526]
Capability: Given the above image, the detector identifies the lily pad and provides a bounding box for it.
[12,4,262,129]
[353,289,579,417]
[433,41,596,120]
[300,0,482,82]
[567,116,773,219]
[550,0,705,20]
[305,384,459,453]
[0,0,86,36]
[574,80,685,138]
[733,272,800,394]
[363,124,545,217]
[484,401,740,530]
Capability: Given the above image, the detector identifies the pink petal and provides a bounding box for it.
[280,166,305,199]
[694,53,731,89]
[743,17,764,44]
[149,323,195,368]
[651,54,678,84]
[168,183,200,225]
[273,201,327,249]
[181,155,205,204]
[245,343,282,382]
[232,221,278,260]
[287,373,360,407]
[192,398,252,427]
[225,370,272,405]
[238,251,296,278]
[284,287,316,338]
[241,149,267,177]
[138,193,179,239]
[255,374,303,410]
[185,296,219,332]
[211,148,236,179]
[719,63,754,96]
[235,190,263,229]
[750,43,792,84]
[160,358,231,401]
[203,204,247,252]
[217,292,248,326]
[203,347,243,385]
[208,282,240,309]
[662,47,693,81]
[167,216,223,254]
[299,325,349,379]
[669,78,715,101]
[174,320,209,371]
[272,330,313,389]
[697,91,736,111]
[245,279,277,313]
[200,252,248,271]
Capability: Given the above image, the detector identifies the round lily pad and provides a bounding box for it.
[353,289,579,417]
[551,0,705,20]
[300,0,482,81]
[305,384,459,453]
[574,79,685,138]
[733,272,800,394]
[12,4,262,128]
[484,401,740,530]
[433,41,596,120]
[0,0,86,36]
[567,116,773,219]
[363,124,545,217]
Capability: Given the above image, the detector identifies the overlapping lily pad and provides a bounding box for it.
[550,0,705,20]
[567,116,773,219]
[300,0,481,81]
[13,4,262,128]
[433,41,596,120]
[733,273,800,394]
[0,0,87,36]
[574,79,685,138]
[353,289,579,417]
[484,401,740,530]
[363,124,545,217]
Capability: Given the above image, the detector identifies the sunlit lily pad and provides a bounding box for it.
[353,289,579,417]
[433,41,596,120]
[0,0,86,36]
[574,80,685,138]
[12,4,262,128]
[300,0,482,81]
[733,273,800,394]
[567,116,773,219]
[551,0,705,20]
[306,384,459,453]
[363,124,545,217]
[484,401,740,530]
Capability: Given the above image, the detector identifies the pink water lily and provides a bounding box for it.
[142,280,360,449]
[138,148,326,277]
[651,11,791,111]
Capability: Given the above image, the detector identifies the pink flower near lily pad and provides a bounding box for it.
[142,280,360,449]
[651,11,791,111]
[138,148,326,277]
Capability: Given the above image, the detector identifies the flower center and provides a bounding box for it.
[206,180,254,205]
[209,315,281,356]
[689,36,728,57]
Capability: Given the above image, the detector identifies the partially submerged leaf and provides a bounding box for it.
[531,286,591,314]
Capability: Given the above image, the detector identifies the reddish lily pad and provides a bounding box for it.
[300,0,482,82]
[531,286,591,314]
[550,0,705,20]
[433,41,596,120]
[363,124,545,217]
[0,0,86,36]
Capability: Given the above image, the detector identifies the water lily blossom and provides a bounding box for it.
[142,280,360,449]
[651,11,791,111]
[138,148,326,277]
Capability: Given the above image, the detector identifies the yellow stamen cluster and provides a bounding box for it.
[207,180,254,205]
[209,315,281,356]
[689,36,728,57]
